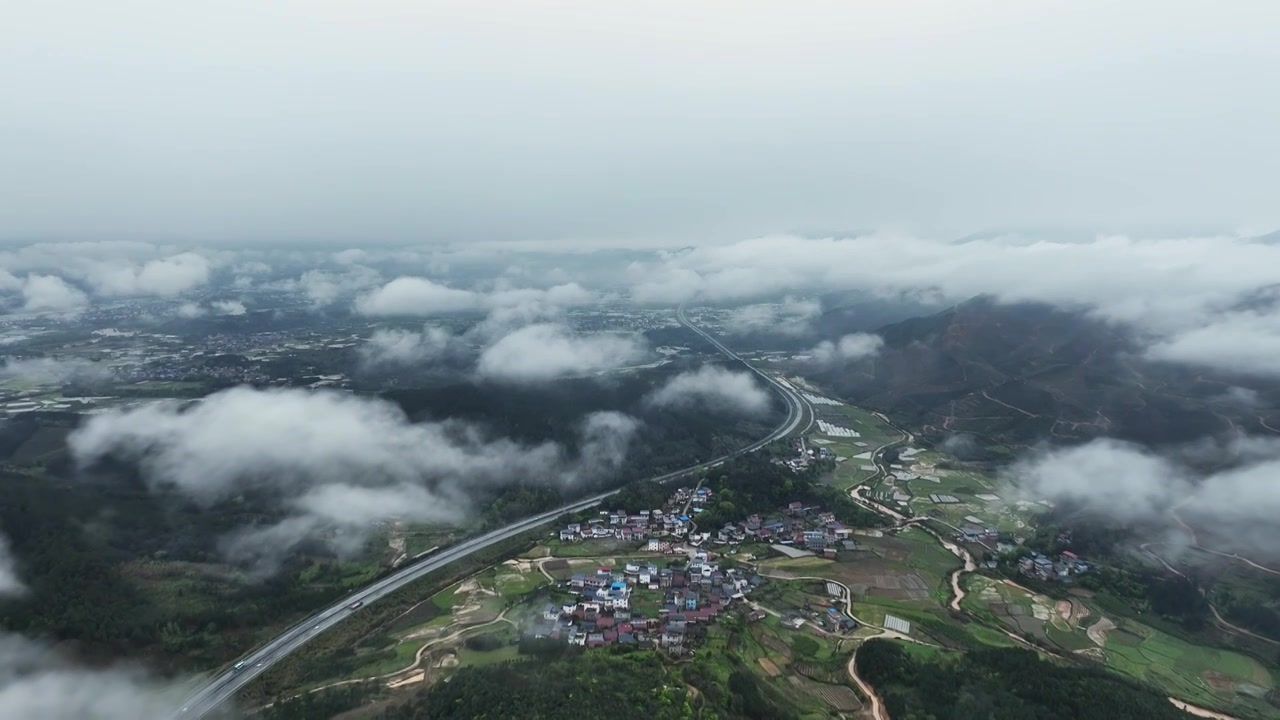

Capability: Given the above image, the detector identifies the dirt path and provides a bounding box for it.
[1142,543,1280,646]
[534,557,557,583]
[981,390,1041,418]
[1169,698,1243,720]
[1193,546,1280,577]
[1210,604,1280,646]
[270,610,516,705]
[846,646,888,720]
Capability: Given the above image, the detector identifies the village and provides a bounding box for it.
[544,482,870,652]
[528,553,761,654]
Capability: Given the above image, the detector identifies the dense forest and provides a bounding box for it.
[370,645,799,720]
[856,640,1192,720]
[691,453,884,530]
[611,452,883,531]
[385,359,781,491]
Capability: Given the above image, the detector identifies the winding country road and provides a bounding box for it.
[174,307,809,719]
[846,648,888,720]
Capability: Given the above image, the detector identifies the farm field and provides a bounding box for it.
[334,559,548,686]
[963,575,1280,718]
[784,389,899,490]
[863,452,1044,535]
[1099,618,1278,719]
[761,528,958,606]
[708,616,861,719]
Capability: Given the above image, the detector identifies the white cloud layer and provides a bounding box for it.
[810,333,884,364]
[646,366,771,416]
[0,633,192,720]
[354,278,594,318]
[20,275,87,312]
[83,252,211,298]
[1145,310,1280,378]
[176,302,205,318]
[354,277,480,316]
[0,534,23,598]
[632,233,1280,377]
[358,327,457,368]
[1008,436,1280,552]
[475,324,647,383]
[724,297,821,336]
[68,387,639,572]
[211,299,246,316]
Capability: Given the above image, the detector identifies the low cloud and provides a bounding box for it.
[358,327,458,368]
[1213,386,1262,408]
[1008,439,1186,521]
[1145,310,1280,378]
[84,252,211,298]
[0,533,23,598]
[176,302,206,319]
[0,632,194,720]
[810,333,884,364]
[211,300,246,316]
[68,387,639,573]
[354,277,481,316]
[20,275,87,312]
[627,233,1280,378]
[940,433,981,460]
[0,357,112,385]
[1007,436,1280,552]
[333,248,368,265]
[287,266,384,307]
[0,243,215,308]
[724,297,821,336]
[354,277,595,318]
[475,324,647,383]
[0,536,193,719]
[645,365,771,416]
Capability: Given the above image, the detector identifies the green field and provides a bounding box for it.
[431,582,466,611]
[542,537,644,557]
[964,574,1279,718]
[348,637,422,678]
[1100,617,1277,718]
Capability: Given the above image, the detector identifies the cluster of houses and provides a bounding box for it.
[559,509,694,545]
[527,553,761,654]
[777,437,833,472]
[557,486,719,547]
[715,503,854,559]
[1017,549,1092,582]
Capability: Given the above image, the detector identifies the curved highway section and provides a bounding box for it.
[177,306,809,718]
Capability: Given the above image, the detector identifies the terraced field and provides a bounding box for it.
[963,575,1280,718]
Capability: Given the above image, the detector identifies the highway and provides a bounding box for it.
[675,304,814,438]
[176,307,809,718]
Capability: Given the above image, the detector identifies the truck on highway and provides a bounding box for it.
[233,660,247,673]
[347,600,364,610]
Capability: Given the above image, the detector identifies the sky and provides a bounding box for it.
[4,0,1279,246]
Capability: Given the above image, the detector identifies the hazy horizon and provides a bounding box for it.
[5,1,1278,246]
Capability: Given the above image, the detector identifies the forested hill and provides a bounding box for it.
[856,639,1192,720]
[384,360,784,485]
[808,297,1280,453]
